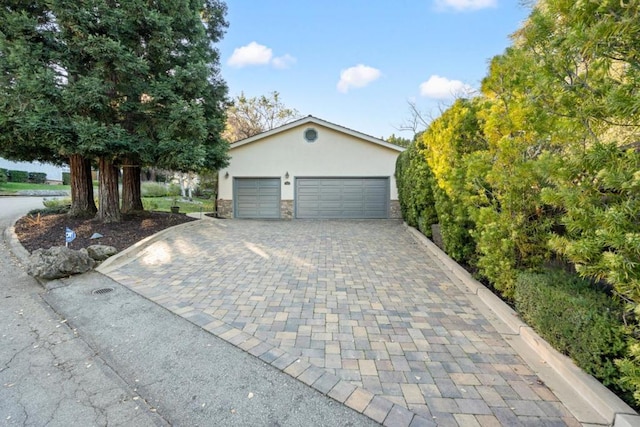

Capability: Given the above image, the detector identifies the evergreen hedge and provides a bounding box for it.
[8,170,28,182]
[28,172,47,183]
[395,141,437,237]
[514,270,631,401]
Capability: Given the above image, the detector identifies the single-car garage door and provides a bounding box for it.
[295,178,389,219]
[234,178,281,219]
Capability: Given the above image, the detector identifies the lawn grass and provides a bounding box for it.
[142,197,214,214]
[0,181,213,214]
[0,182,70,193]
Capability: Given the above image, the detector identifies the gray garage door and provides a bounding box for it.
[234,178,281,219]
[295,178,389,219]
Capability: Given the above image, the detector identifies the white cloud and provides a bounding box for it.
[337,64,382,93]
[272,54,296,70]
[419,75,475,99]
[228,42,272,67]
[434,0,497,12]
[227,42,296,69]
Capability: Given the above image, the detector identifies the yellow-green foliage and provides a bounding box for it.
[542,143,640,310]
[541,143,640,407]
[394,0,640,407]
[618,341,640,407]
[420,98,487,263]
[422,98,487,195]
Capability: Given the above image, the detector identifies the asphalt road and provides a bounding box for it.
[0,196,377,426]
[0,197,164,426]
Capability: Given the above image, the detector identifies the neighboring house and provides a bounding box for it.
[0,158,69,183]
[217,115,405,219]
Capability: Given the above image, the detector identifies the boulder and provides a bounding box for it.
[28,246,95,280]
[87,244,118,261]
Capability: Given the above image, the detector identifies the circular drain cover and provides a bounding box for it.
[92,287,114,295]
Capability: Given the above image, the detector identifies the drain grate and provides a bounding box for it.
[92,287,114,295]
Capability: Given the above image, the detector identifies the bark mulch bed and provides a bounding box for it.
[15,211,196,253]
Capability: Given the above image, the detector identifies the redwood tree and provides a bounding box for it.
[68,154,97,218]
[1,0,230,222]
[121,157,143,214]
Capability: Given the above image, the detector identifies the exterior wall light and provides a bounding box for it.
[285,171,289,179]
[225,171,229,179]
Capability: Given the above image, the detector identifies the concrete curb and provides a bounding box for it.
[3,217,31,268]
[185,211,217,220]
[405,224,639,427]
[97,219,205,275]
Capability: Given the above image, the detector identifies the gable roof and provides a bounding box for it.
[228,115,405,152]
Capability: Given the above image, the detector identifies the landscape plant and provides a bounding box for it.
[515,270,630,399]
[395,0,640,405]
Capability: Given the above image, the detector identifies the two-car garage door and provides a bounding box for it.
[295,178,389,219]
[234,177,389,219]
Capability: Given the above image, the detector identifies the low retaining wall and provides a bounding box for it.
[404,224,639,427]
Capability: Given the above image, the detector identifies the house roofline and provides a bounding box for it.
[229,115,406,152]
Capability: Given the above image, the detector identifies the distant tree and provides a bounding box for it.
[386,134,411,148]
[223,91,300,142]
[395,100,433,136]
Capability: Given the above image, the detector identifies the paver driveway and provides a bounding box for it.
[106,219,579,426]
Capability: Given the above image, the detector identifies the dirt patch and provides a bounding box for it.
[15,211,196,253]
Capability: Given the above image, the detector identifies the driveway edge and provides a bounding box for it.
[3,218,31,267]
[3,213,207,287]
[404,224,639,427]
[97,220,205,275]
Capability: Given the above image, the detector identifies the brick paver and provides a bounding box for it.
[107,219,578,426]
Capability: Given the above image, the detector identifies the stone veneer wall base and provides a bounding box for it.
[216,199,232,219]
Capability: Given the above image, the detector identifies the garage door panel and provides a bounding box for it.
[234,178,280,219]
[295,178,389,219]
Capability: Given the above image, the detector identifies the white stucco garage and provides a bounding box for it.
[217,116,405,219]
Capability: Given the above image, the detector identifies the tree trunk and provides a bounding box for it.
[121,157,143,214]
[97,157,121,223]
[186,172,193,200]
[179,173,187,197]
[68,154,97,218]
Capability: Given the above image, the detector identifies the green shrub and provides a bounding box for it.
[168,183,181,197]
[141,182,169,197]
[395,141,438,237]
[515,269,631,400]
[28,172,47,183]
[197,171,218,199]
[29,197,72,215]
[62,172,70,185]
[8,170,28,182]
[42,197,72,208]
[433,184,477,265]
[617,341,640,408]
[541,143,640,407]
[142,199,159,211]
[0,168,7,183]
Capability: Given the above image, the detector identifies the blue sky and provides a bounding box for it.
[218,0,532,140]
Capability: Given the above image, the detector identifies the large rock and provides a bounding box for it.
[28,246,95,280]
[87,244,118,261]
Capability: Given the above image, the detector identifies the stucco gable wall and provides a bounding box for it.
[218,124,401,200]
